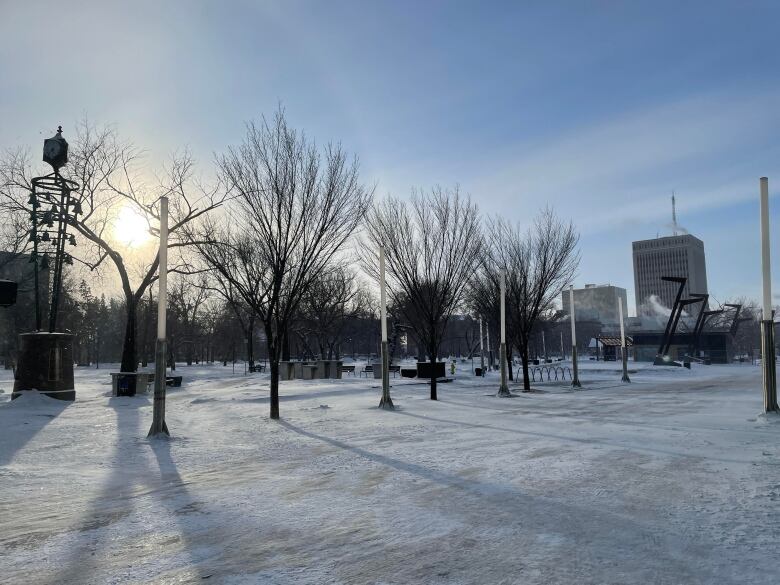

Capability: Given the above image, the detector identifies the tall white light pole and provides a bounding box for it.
[378,246,393,409]
[149,197,170,437]
[618,296,630,383]
[486,321,492,371]
[479,317,485,376]
[760,177,778,412]
[570,285,581,388]
[498,270,511,396]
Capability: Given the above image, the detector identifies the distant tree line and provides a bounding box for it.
[4,108,764,418]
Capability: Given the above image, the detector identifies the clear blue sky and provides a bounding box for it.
[2,1,780,313]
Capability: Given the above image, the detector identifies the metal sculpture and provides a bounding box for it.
[13,127,82,400]
[653,277,686,365]
[725,303,752,338]
[691,303,723,362]
[28,126,82,332]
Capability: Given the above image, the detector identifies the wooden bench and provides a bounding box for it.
[358,364,400,378]
[342,364,356,376]
[248,363,266,373]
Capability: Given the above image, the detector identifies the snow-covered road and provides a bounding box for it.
[1,362,778,584]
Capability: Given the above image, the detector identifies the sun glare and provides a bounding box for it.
[114,205,152,248]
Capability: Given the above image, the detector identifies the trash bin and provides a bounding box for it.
[474,367,482,376]
[116,373,137,397]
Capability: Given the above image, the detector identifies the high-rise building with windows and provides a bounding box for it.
[632,234,708,315]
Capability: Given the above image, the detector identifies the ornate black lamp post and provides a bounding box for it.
[29,127,82,331]
[12,126,83,401]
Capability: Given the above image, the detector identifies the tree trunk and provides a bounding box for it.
[521,345,531,391]
[120,298,137,372]
[266,334,279,419]
[186,336,193,366]
[140,300,148,368]
[429,345,438,401]
[508,344,514,381]
[282,329,290,361]
[169,335,176,371]
[246,328,254,366]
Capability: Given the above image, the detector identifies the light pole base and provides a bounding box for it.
[497,342,512,397]
[378,340,394,410]
[761,320,779,413]
[571,345,582,388]
[621,349,631,383]
[148,339,170,437]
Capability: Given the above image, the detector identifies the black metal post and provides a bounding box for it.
[761,320,779,412]
[571,345,581,388]
[31,185,41,330]
[656,277,686,358]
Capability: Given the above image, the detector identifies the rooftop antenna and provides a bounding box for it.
[672,191,678,236]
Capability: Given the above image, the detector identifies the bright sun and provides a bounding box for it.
[114,205,152,248]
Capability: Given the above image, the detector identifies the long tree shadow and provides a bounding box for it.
[391,409,754,465]
[49,396,214,584]
[233,384,377,404]
[147,436,214,581]
[48,396,148,584]
[276,420,724,583]
[0,394,70,466]
[50,396,207,585]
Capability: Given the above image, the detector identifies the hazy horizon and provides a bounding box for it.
[3,1,780,312]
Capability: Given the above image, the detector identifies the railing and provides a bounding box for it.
[529,365,572,382]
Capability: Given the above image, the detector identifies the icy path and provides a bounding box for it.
[1,362,779,584]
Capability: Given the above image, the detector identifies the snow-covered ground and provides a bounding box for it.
[1,360,779,585]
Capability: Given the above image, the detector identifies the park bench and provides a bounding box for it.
[248,363,266,373]
[388,365,401,377]
[360,364,374,377]
[342,364,356,376]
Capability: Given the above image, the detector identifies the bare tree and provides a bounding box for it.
[201,275,258,366]
[478,209,579,391]
[298,265,361,359]
[188,110,372,419]
[361,187,482,400]
[0,120,224,372]
[168,276,210,365]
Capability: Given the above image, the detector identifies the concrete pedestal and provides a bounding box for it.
[12,332,75,401]
[316,360,343,379]
[279,361,296,380]
[301,364,319,380]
